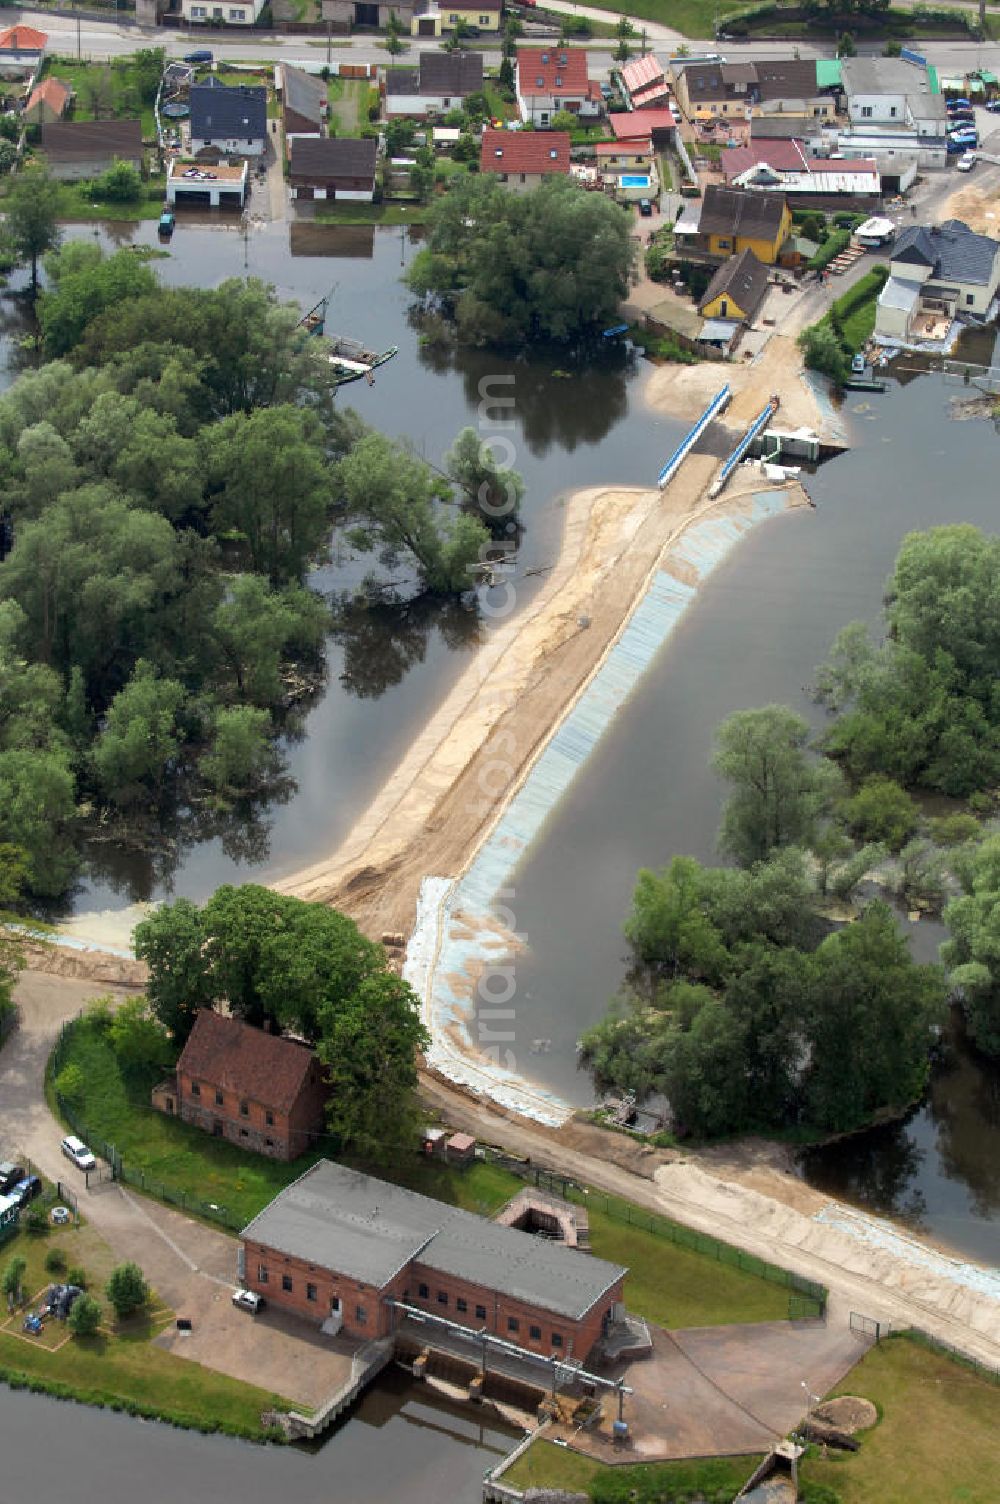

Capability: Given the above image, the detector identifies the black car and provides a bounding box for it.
[45,1284,83,1320]
[10,1175,42,1207]
[184,48,214,64]
[0,1162,25,1195]
[638,198,653,217]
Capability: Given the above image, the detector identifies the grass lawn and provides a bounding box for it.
[0,1224,290,1436]
[314,200,429,224]
[42,56,157,139]
[504,1443,762,1499]
[53,175,166,222]
[799,1334,1000,1504]
[327,77,371,136]
[565,0,751,37]
[53,1013,803,1330]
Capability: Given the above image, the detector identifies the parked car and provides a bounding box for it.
[638,197,653,217]
[948,129,978,146]
[850,353,866,375]
[0,1161,25,1195]
[947,97,972,109]
[232,1288,265,1314]
[44,1284,83,1319]
[948,109,975,124]
[957,151,978,172]
[184,48,214,63]
[987,99,1000,113]
[9,1175,42,1207]
[60,1135,96,1172]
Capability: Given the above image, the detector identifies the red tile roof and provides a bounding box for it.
[595,139,649,156]
[721,140,810,177]
[609,107,674,136]
[480,127,571,176]
[26,78,68,116]
[177,1010,319,1115]
[0,24,48,50]
[619,54,665,94]
[516,46,589,99]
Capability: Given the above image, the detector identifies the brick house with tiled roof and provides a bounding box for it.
[479,127,570,189]
[155,1010,328,1160]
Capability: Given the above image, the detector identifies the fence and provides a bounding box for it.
[902,1327,1000,1387]
[482,1148,827,1319]
[51,1014,245,1234]
[0,1004,18,1050]
[850,1310,883,1341]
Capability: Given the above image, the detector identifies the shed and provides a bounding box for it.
[445,1131,476,1164]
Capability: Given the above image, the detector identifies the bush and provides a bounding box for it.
[68,1293,102,1338]
[843,776,919,852]
[106,1261,148,1319]
[66,1265,88,1290]
[807,228,851,273]
[44,1247,67,1275]
[798,323,848,386]
[54,1062,86,1107]
[24,1207,47,1234]
[94,161,143,203]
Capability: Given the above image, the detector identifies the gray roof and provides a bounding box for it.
[699,183,788,240]
[840,56,945,118]
[289,135,376,182]
[241,1160,626,1320]
[41,118,143,160]
[699,245,770,319]
[752,116,810,140]
[878,275,920,312]
[893,218,999,286]
[190,82,267,141]
[385,67,420,96]
[283,64,326,126]
[417,50,483,96]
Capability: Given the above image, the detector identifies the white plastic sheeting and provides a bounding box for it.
[814,1203,1000,1302]
[405,490,794,1123]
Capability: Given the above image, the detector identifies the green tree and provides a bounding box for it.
[212,575,327,707]
[2,1255,26,1308]
[95,160,143,203]
[134,898,212,1044]
[624,856,728,983]
[201,706,277,795]
[0,843,27,1013]
[805,901,946,1131]
[54,1061,87,1107]
[385,118,416,157]
[91,660,187,807]
[39,246,158,357]
[842,775,918,852]
[713,705,842,867]
[68,1292,103,1337]
[206,405,332,583]
[385,8,407,53]
[798,322,848,386]
[81,66,115,119]
[942,834,1000,1055]
[316,971,429,1162]
[105,1261,148,1319]
[443,425,524,536]
[337,431,490,596]
[0,748,77,898]
[5,170,61,300]
[107,996,173,1076]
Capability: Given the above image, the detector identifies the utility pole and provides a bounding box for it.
[77,14,82,61]
[327,21,333,69]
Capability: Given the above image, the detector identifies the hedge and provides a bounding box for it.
[807,228,851,272]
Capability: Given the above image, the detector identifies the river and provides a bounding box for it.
[496,336,1000,1266]
[0,1367,519,1504]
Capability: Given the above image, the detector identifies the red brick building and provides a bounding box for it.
[240,1160,627,1360]
[156,1011,328,1161]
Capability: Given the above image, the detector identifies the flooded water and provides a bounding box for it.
[44,218,688,913]
[0,1367,519,1504]
[499,347,1000,1264]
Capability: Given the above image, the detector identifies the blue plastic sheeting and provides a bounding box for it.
[718,400,777,487]
[657,386,731,489]
[414,490,792,1124]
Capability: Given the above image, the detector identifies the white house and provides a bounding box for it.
[166,159,248,208]
[515,46,601,126]
[839,57,947,169]
[383,51,483,118]
[0,23,46,79]
[876,219,1000,344]
[189,80,267,157]
[180,0,267,25]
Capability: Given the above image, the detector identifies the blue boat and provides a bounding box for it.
[602,323,630,338]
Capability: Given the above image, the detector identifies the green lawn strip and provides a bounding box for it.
[54,177,166,222]
[799,1333,1000,1504]
[0,1228,289,1438]
[813,268,888,355]
[556,0,750,36]
[52,1017,800,1328]
[503,1442,761,1499]
[311,200,429,225]
[327,76,368,135]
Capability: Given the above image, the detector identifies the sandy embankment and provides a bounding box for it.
[645,334,827,434]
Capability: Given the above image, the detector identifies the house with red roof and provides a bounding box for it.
[480,127,570,189]
[152,1010,329,1160]
[515,46,601,126]
[0,23,47,78]
[618,53,670,111]
[24,76,69,126]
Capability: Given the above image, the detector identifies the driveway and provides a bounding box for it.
[547,1320,871,1462]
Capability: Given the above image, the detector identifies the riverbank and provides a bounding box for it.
[644,334,828,433]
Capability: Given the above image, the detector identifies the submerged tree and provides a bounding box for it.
[443,426,524,537]
[5,170,61,301]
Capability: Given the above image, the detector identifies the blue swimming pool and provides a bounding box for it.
[620,174,651,188]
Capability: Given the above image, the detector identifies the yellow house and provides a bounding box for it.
[698,185,791,266]
[699,247,770,322]
[410,0,500,35]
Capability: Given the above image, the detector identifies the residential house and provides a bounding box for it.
[678,183,791,264]
[40,119,144,181]
[23,76,69,125]
[240,1159,627,1355]
[515,47,601,126]
[479,127,570,188]
[876,219,1000,344]
[412,0,501,34]
[608,106,675,145]
[281,64,327,141]
[0,24,46,79]
[618,53,670,111]
[153,1009,328,1160]
[672,57,833,123]
[180,0,267,25]
[839,56,947,169]
[190,80,267,157]
[166,158,247,208]
[595,139,652,172]
[289,135,377,201]
[699,246,770,322]
[384,50,483,118]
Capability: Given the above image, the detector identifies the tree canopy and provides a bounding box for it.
[405,175,635,346]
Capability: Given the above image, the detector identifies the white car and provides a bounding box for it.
[60,1134,96,1172]
[232,1289,265,1314]
[956,152,977,172]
